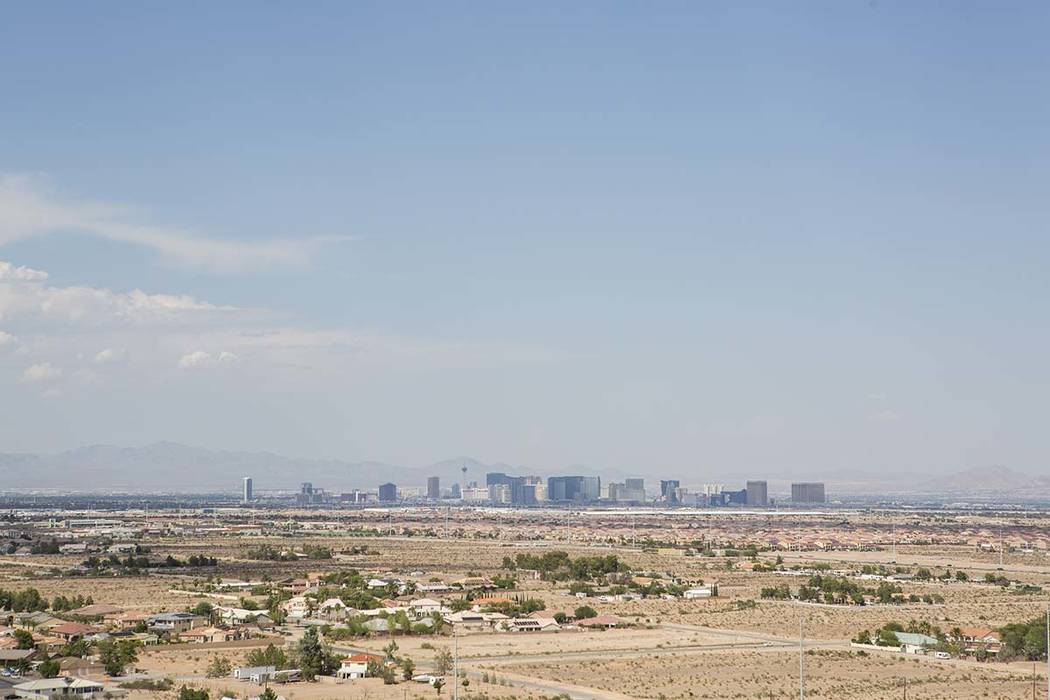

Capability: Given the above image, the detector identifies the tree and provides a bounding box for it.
[246,644,287,670]
[178,687,209,700]
[98,639,140,676]
[13,629,34,650]
[296,626,337,679]
[383,640,399,661]
[574,605,597,620]
[852,630,873,645]
[191,602,214,618]
[434,647,453,675]
[38,659,61,678]
[206,656,232,678]
[400,657,415,681]
[259,688,277,700]
[433,678,445,695]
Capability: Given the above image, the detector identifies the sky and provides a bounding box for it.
[1,1,1048,479]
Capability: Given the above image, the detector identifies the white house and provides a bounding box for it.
[502,618,559,632]
[14,678,105,699]
[684,587,714,599]
[336,653,383,679]
[281,596,312,620]
[215,607,274,627]
[408,598,443,616]
[444,611,508,632]
[316,598,349,622]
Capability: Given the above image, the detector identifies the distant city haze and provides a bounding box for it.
[2,3,1050,480]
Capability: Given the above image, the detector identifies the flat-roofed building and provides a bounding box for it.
[791,482,825,504]
[378,483,397,502]
[745,480,768,506]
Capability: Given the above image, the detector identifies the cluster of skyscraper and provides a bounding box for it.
[239,474,826,506]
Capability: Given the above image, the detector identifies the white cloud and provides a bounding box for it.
[21,362,62,382]
[0,258,238,326]
[0,261,48,282]
[0,174,351,274]
[93,347,127,365]
[178,350,239,370]
[0,330,16,350]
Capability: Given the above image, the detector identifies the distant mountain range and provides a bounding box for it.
[0,441,1045,497]
[0,442,610,492]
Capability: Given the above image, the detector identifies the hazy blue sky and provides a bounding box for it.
[1,2,1048,478]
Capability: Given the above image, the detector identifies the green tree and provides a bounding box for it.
[246,643,287,669]
[400,657,415,681]
[178,686,209,700]
[574,605,597,620]
[14,629,35,649]
[296,626,337,679]
[434,647,453,675]
[98,639,140,676]
[259,688,277,700]
[38,659,61,678]
[206,656,232,678]
[433,678,445,695]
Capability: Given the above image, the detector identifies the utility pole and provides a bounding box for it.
[1000,516,1005,568]
[453,627,459,700]
[1045,604,1049,700]
[891,516,897,564]
[799,615,805,700]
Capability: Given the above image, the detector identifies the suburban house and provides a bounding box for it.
[576,614,624,629]
[13,678,105,699]
[407,598,443,616]
[443,611,508,632]
[0,649,37,668]
[956,627,1003,655]
[48,623,96,643]
[502,618,559,632]
[337,653,384,679]
[148,613,203,634]
[280,597,312,621]
[179,627,244,644]
[895,632,939,654]
[316,598,349,622]
[415,582,452,594]
[106,611,149,630]
[214,608,274,628]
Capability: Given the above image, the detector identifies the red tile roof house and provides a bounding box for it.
[48,622,97,642]
[337,653,386,680]
[956,627,1003,655]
